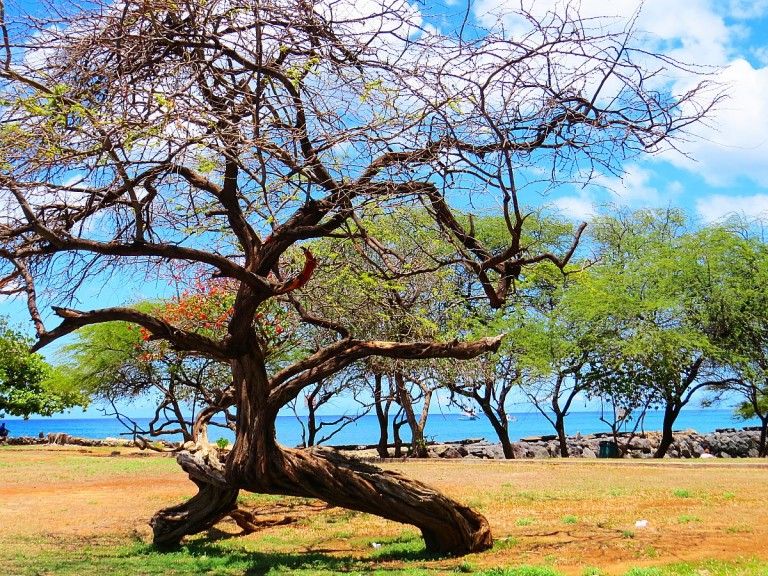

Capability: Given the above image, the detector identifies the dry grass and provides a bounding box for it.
[1,445,767,575]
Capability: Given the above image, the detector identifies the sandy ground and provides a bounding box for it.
[1,446,767,574]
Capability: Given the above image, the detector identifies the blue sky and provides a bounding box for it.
[463,0,768,224]
[4,0,768,418]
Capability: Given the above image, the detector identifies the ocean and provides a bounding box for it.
[2,409,760,447]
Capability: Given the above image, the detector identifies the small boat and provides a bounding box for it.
[460,409,478,421]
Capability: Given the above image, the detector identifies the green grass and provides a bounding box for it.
[677,515,700,524]
[561,515,578,525]
[515,518,534,527]
[493,537,519,551]
[481,568,560,576]
[2,537,767,576]
[672,489,692,499]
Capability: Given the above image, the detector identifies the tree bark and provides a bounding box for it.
[153,349,492,555]
[249,446,493,555]
[653,404,680,458]
[554,414,569,457]
[394,371,428,458]
[150,451,239,548]
[759,416,767,458]
[373,373,390,458]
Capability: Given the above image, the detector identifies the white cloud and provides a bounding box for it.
[595,164,668,205]
[753,46,768,66]
[723,0,768,19]
[552,164,681,220]
[472,0,732,66]
[666,59,768,188]
[695,193,768,222]
[552,189,596,221]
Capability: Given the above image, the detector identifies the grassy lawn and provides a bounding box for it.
[1,445,767,575]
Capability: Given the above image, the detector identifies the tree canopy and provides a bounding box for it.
[0,0,718,554]
[0,317,86,418]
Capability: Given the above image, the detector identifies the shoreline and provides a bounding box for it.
[2,425,765,459]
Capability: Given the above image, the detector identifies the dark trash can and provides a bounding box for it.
[598,440,619,458]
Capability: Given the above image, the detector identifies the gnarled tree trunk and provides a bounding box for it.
[245,446,491,554]
[150,450,239,548]
[151,349,493,555]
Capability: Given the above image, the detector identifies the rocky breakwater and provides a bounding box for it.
[4,433,136,447]
[423,427,766,459]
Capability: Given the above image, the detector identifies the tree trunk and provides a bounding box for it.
[251,446,492,554]
[653,404,679,458]
[478,401,515,459]
[394,371,427,458]
[759,416,767,458]
[150,450,239,548]
[306,393,317,447]
[153,349,492,555]
[554,415,569,457]
[373,373,390,458]
[393,417,406,457]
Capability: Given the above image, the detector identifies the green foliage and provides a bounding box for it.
[481,567,561,576]
[61,318,146,398]
[0,317,87,418]
[215,437,229,449]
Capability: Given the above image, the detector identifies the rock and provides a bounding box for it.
[582,447,596,458]
[432,445,463,459]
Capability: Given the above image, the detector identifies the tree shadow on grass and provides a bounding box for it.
[149,537,449,575]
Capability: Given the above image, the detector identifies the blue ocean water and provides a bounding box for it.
[2,409,759,447]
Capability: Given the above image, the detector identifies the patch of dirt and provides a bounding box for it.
[1,446,766,574]
[382,459,768,574]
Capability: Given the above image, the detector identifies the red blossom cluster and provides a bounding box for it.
[133,277,289,363]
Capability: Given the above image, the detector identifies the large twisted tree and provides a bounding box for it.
[0,0,715,554]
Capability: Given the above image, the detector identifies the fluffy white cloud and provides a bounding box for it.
[695,193,768,222]
[551,164,681,220]
[552,189,596,221]
[666,59,768,187]
[469,1,768,191]
[472,0,732,66]
[723,0,768,19]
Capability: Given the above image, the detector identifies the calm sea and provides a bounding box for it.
[2,409,759,447]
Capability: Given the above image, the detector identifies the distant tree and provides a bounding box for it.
[0,0,716,553]
[288,371,370,448]
[443,353,520,459]
[0,317,85,418]
[700,225,768,457]
[584,341,659,454]
[514,261,595,458]
[731,381,768,457]
[585,211,738,457]
[439,215,588,459]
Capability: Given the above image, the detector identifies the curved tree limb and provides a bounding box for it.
[32,306,229,360]
[269,335,504,409]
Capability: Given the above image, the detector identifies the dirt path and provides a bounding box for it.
[1,446,766,574]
